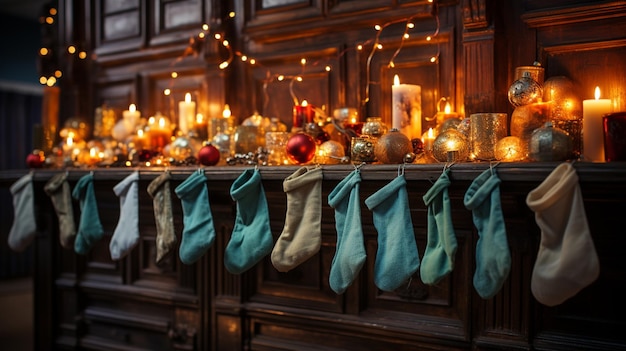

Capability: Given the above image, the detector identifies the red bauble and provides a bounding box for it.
[286,133,316,164]
[26,151,44,168]
[197,144,220,166]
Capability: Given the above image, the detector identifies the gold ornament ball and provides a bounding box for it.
[510,102,551,146]
[317,140,345,164]
[432,129,469,162]
[374,129,413,164]
[495,136,527,162]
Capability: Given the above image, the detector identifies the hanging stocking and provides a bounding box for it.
[72,173,104,255]
[175,169,216,265]
[224,168,274,274]
[7,173,37,252]
[421,169,457,285]
[109,171,140,260]
[328,169,366,294]
[44,172,76,250]
[147,171,176,265]
[365,174,420,292]
[271,166,323,272]
[464,168,511,299]
[526,162,600,306]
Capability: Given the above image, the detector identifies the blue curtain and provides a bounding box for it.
[0,88,42,278]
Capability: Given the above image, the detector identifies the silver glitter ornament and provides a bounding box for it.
[508,72,543,107]
[528,122,573,161]
[317,140,345,164]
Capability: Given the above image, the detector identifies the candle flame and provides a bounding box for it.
[90,148,97,157]
[158,117,166,128]
[196,113,204,123]
[223,104,231,118]
[129,104,136,113]
[185,92,192,103]
[393,74,400,86]
[137,129,144,137]
[148,116,155,125]
[594,86,601,100]
[444,102,451,114]
[350,117,357,124]
[428,127,434,138]
[301,100,308,107]
[66,136,73,147]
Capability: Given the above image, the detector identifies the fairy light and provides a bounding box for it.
[171,72,178,78]
[164,89,171,95]
[49,8,57,15]
[46,16,54,24]
[39,48,49,56]
[78,51,87,59]
[68,45,76,54]
[54,70,62,78]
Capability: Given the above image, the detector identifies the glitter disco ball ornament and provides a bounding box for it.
[317,140,346,164]
[508,73,543,107]
[432,129,469,162]
[528,122,573,161]
[286,133,317,164]
[374,129,413,164]
[170,136,193,161]
[495,136,526,162]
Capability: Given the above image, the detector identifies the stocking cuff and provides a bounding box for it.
[72,173,94,200]
[114,171,139,196]
[423,169,451,206]
[526,163,578,212]
[283,166,323,193]
[364,175,406,210]
[230,168,261,201]
[175,169,206,198]
[44,172,68,194]
[463,169,501,210]
[328,170,361,209]
[10,172,33,195]
[147,171,171,197]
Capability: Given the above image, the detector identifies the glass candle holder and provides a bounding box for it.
[265,131,290,165]
[470,113,508,160]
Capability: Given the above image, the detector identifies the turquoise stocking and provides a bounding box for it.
[328,169,366,294]
[464,168,510,299]
[365,175,420,292]
[72,173,104,255]
[175,169,215,264]
[421,169,457,285]
[224,168,274,274]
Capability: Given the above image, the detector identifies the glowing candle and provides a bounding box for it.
[422,127,436,153]
[583,86,611,162]
[147,114,171,152]
[293,100,315,131]
[194,113,208,140]
[392,75,422,139]
[122,103,141,134]
[178,93,196,135]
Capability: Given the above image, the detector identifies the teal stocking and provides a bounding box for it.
[72,173,104,255]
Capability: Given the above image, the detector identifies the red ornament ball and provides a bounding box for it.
[197,144,220,166]
[26,151,44,168]
[286,133,317,164]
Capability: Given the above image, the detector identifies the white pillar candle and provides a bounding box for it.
[178,92,196,135]
[122,104,141,134]
[392,74,422,139]
[583,86,611,162]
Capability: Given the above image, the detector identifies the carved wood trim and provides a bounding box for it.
[522,1,626,28]
[462,0,488,30]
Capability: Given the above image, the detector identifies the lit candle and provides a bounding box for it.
[178,93,196,135]
[194,113,208,140]
[133,128,148,150]
[122,103,141,134]
[147,114,171,152]
[583,86,612,162]
[422,127,436,153]
[222,104,235,133]
[392,75,422,139]
[293,100,315,131]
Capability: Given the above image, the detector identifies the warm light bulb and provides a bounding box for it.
[54,70,62,78]
[214,33,222,40]
[68,45,76,54]
[278,75,285,81]
[49,8,57,15]
[202,23,209,31]
[357,44,363,50]
[78,51,87,59]
[376,44,383,49]
[393,74,400,86]
[241,55,248,61]
[374,24,381,31]
[39,76,47,85]
[430,56,437,62]
[219,61,229,69]
[222,40,229,47]
[46,77,56,86]
[46,16,54,24]
[407,23,415,29]
[223,104,231,118]
[249,58,256,64]
[171,72,178,78]
[296,76,303,82]
[403,33,410,39]
[594,86,601,100]
[164,89,171,96]
[300,58,307,65]
[39,48,49,55]
[325,65,331,71]
[198,32,205,39]
[426,36,432,41]
[229,11,235,18]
